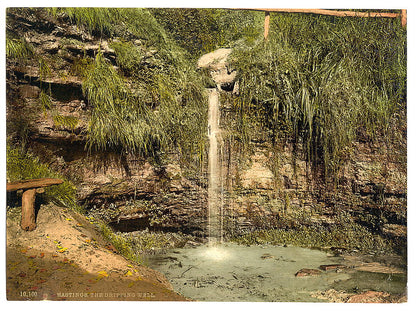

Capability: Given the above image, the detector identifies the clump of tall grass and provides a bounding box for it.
[48,7,121,36]
[39,90,52,111]
[6,36,34,59]
[82,50,206,169]
[82,52,166,158]
[52,113,79,131]
[110,40,144,76]
[232,12,406,180]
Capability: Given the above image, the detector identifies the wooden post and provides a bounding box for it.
[264,11,270,40]
[21,189,37,231]
[401,9,407,28]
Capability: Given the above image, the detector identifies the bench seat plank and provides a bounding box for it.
[7,178,63,192]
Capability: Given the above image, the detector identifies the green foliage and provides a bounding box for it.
[38,58,52,81]
[70,56,94,78]
[5,7,207,171]
[6,144,77,208]
[48,7,122,36]
[39,90,52,111]
[151,8,263,57]
[82,52,133,110]
[49,8,177,53]
[98,222,192,260]
[6,19,34,60]
[116,9,175,54]
[155,72,207,169]
[123,230,172,254]
[48,7,189,80]
[59,37,85,48]
[98,222,193,262]
[232,13,406,180]
[81,50,206,167]
[46,8,208,168]
[110,40,144,75]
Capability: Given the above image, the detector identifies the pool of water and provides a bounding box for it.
[143,242,405,302]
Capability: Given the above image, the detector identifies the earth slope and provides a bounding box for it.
[6,203,187,301]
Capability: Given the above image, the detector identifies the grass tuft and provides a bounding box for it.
[6,36,34,59]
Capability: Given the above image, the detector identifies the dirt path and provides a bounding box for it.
[6,203,187,301]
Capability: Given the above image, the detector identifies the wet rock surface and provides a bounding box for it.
[295,268,322,277]
[319,264,347,271]
[197,48,238,93]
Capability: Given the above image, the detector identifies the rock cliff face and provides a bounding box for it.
[6,8,406,250]
[222,136,406,234]
[219,91,406,245]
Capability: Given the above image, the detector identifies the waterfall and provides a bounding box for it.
[207,87,223,245]
[198,48,234,246]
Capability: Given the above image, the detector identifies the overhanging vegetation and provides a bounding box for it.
[231,12,406,180]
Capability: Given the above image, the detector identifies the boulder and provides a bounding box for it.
[197,48,233,70]
[319,264,347,271]
[197,48,237,91]
[295,268,321,277]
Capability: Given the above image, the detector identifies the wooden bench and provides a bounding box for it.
[7,178,64,231]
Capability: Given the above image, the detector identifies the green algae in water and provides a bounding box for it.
[144,243,406,302]
[144,243,347,302]
[332,270,407,295]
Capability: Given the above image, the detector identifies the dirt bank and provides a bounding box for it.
[6,203,187,301]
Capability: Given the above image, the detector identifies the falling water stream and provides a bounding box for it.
[207,86,223,245]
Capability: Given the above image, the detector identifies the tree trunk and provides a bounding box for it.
[21,189,37,231]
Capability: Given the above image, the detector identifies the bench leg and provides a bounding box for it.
[21,189,37,231]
